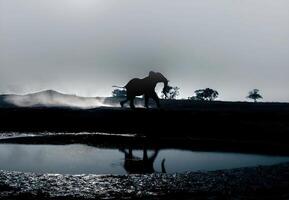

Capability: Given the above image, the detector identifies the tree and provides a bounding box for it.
[247,89,262,102]
[161,85,180,99]
[112,89,126,97]
[191,88,219,101]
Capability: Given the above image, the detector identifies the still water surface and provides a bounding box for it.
[0,144,288,175]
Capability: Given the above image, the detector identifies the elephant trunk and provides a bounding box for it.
[162,79,169,98]
[163,79,168,89]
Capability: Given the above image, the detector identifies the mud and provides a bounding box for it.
[1,162,289,200]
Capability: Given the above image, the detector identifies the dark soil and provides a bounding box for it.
[0,100,289,144]
[1,162,289,200]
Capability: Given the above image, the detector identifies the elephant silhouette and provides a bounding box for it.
[120,71,168,109]
[119,148,166,174]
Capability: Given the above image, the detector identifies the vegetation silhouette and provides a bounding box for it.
[161,85,180,99]
[247,89,263,102]
[119,148,166,174]
[190,88,219,101]
[112,88,126,97]
[119,71,168,109]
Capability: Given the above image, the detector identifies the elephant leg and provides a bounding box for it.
[143,148,148,160]
[144,94,149,108]
[128,148,133,159]
[129,96,136,109]
[120,99,128,107]
[119,149,129,159]
[151,92,160,108]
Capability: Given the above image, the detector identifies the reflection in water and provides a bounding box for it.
[0,144,289,175]
[119,148,166,174]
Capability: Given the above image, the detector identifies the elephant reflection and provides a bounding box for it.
[119,148,166,174]
[120,71,168,109]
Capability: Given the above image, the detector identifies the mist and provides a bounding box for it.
[1,0,289,101]
[3,90,108,108]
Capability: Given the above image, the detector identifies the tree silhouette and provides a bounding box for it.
[112,89,126,97]
[161,85,180,99]
[247,89,263,102]
[190,88,219,101]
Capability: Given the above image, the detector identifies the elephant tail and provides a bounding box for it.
[112,85,126,89]
[161,159,166,173]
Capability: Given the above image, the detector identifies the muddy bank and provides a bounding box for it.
[1,133,289,156]
[0,162,289,200]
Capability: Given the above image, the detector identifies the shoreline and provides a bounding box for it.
[1,133,289,156]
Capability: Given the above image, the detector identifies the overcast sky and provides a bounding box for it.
[1,0,289,101]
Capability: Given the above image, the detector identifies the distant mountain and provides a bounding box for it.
[0,90,109,108]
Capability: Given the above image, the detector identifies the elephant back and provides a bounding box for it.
[125,78,144,90]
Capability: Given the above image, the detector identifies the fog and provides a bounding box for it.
[3,90,109,108]
[1,0,289,101]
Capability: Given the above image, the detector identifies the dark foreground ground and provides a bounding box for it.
[1,100,289,141]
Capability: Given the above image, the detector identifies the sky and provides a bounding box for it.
[0,0,289,101]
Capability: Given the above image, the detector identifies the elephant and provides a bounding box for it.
[120,71,168,109]
[119,148,166,174]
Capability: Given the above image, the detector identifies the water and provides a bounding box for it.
[0,144,288,175]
